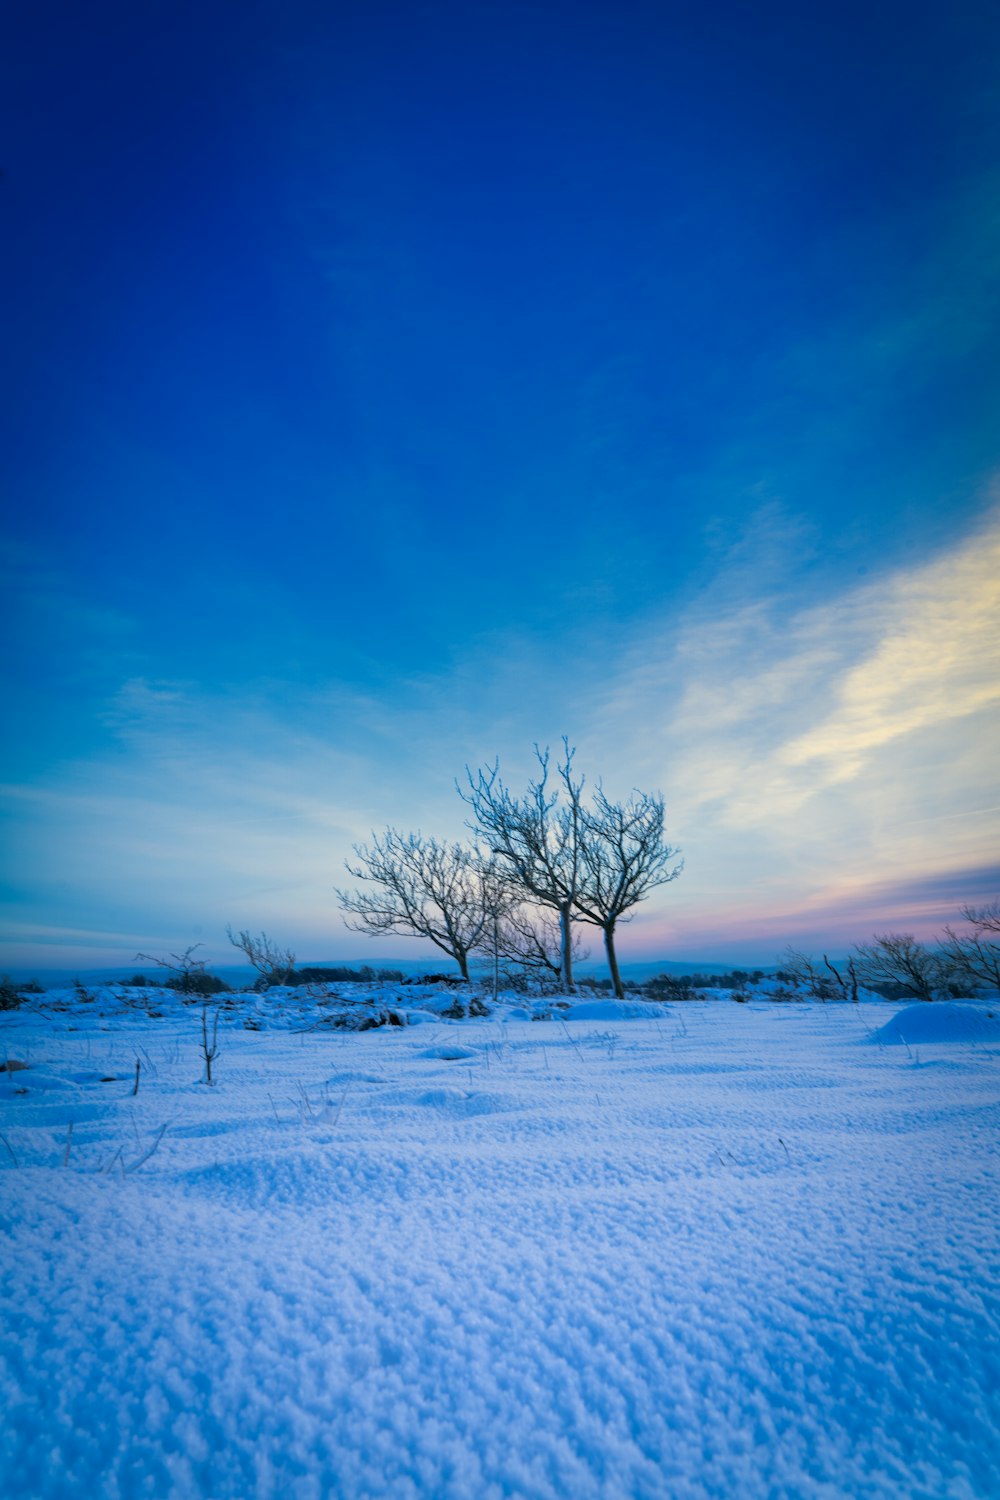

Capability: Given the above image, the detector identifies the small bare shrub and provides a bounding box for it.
[851,933,943,1002]
[226,926,296,988]
[0,976,25,1011]
[201,1004,220,1084]
[136,944,229,999]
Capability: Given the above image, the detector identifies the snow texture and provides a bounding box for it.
[870,1001,1000,1046]
[2,984,999,1499]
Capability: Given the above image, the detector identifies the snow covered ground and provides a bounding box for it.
[2,983,999,1499]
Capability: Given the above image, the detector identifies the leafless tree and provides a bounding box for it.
[850,933,943,1002]
[825,952,859,1003]
[572,787,682,999]
[226,926,297,988]
[135,943,207,995]
[471,898,590,995]
[468,858,520,1004]
[461,741,586,992]
[779,948,837,1000]
[779,948,859,1002]
[941,898,1000,992]
[336,830,498,982]
[491,905,589,983]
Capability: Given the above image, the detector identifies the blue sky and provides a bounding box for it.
[2,0,998,971]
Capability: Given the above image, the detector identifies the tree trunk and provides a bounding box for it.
[492,917,499,1004]
[559,902,576,994]
[604,923,624,999]
[456,948,470,982]
[847,957,859,1003]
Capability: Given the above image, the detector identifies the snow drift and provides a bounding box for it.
[1,986,998,1498]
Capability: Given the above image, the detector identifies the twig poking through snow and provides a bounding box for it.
[329,1087,349,1128]
[558,1018,585,1061]
[0,1131,18,1167]
[62,1121,73,1167]
[124,1123,169,1174]
[201,1003,220,1084]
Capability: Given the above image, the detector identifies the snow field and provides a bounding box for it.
[2,995,999,1498]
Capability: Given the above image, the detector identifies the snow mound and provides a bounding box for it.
[0,1068,74,1096]
[564,997,660,1021]
[871,1002,1000,1046]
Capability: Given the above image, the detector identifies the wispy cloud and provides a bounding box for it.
[780,519,1000,777]
[579,493,1000,955]
[3,498,998,969]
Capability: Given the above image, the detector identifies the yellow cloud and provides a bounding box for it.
[780,514,1000,775]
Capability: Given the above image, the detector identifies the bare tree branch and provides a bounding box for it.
[572,787,682,999]
[226,927,296,988]
[461,739,585,991]
[134,945,207,995]
[483,904,590,982]
[336,830,498,982]
[941,899,1000,991]
[960,899,1000,935]
[779,948,836,999]
[851,933,944,1002]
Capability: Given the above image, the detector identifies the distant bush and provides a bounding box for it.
[852,934,949,1003]
[227,927,296,988]
[854,974,978,1002]
[643,975,697,1001]
[494,969,534,994]
[725,969,765,989]
[0,975,26,1010]
[134,944,225,998]
[165,973,231,997]
[409,972,469,988]
[495,969,567,995]
[641,971,768,1000]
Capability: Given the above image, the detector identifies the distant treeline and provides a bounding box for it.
[293,966,406,985]
[7,966,762,1002]
[582,970,767,999]
[111,965,408,995]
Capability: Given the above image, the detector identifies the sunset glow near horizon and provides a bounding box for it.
[2,1,999,973]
